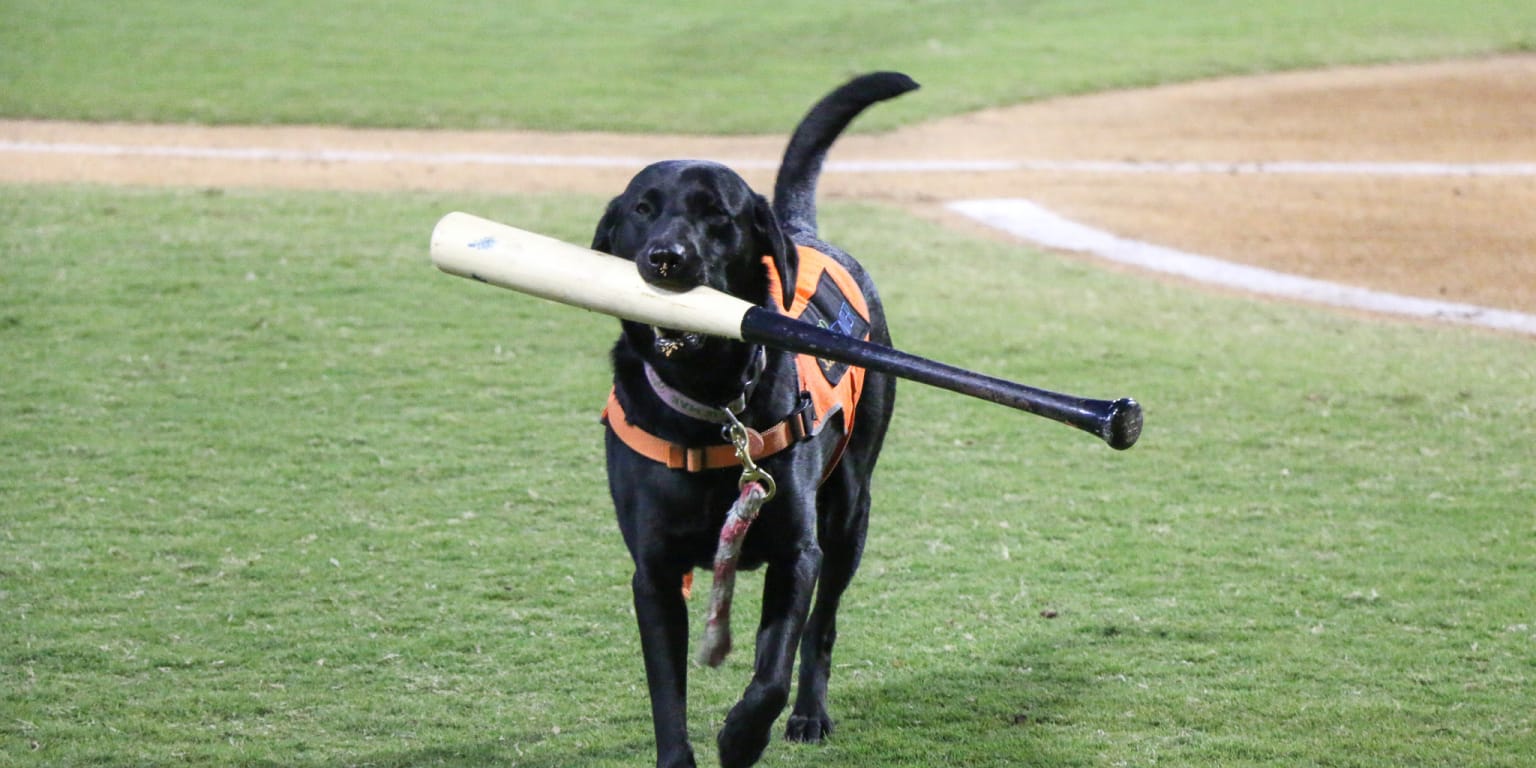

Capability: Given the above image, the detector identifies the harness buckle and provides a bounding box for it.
[789,392,816,441]
[666,444,710,472]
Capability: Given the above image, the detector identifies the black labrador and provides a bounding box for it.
[589,72,917,768]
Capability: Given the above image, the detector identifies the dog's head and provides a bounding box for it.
[592,160,796,358]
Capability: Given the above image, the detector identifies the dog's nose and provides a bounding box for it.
[644,246,685,279]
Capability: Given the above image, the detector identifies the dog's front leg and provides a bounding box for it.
[633,565,697,768]
[717,539,820,768]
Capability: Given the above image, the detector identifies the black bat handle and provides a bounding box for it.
[740,308,1142,450]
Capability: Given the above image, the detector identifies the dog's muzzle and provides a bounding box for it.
[639,244,701,288]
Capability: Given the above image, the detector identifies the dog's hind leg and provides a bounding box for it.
[716,533,820,768]
[786,478,871,743]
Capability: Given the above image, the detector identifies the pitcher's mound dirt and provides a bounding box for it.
[4,55,1533,314]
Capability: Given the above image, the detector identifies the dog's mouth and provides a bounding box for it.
[652,326,705,358]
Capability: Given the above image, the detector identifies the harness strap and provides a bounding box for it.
[601,391,813,472]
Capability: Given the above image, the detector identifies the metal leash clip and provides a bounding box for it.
[721,410,776,501]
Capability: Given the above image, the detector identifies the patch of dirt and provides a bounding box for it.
[4,56,1533,314]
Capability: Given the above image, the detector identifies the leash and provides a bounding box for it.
[696,411,776,667]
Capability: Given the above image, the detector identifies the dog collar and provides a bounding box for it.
[641,347,766,424]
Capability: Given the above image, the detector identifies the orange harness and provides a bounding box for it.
[602,245,870,475]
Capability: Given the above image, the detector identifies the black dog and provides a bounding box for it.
[590,72,917,768]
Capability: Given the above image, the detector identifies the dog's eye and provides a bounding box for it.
[633,201,654,217]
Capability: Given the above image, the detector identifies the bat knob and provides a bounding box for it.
[1102,398,1143,450]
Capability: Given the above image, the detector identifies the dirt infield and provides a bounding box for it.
[4,56,1533,316]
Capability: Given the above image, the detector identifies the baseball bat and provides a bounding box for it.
[430,211,1142,450]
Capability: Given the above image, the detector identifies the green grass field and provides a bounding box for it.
[6,186,1533,766]
[4,0,1536,131]
[4,2,1536,766]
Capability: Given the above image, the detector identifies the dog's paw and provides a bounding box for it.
[718,684,788,768]
[659,746,699,768]
[717,725,772,768]
[785,712,834,743]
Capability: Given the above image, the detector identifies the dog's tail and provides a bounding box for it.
[773,72,919,235]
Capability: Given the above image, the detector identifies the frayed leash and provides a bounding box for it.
[696,410,777,668]
[697,479,771,667]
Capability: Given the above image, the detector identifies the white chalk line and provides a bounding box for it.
[948,198,1536,337]
[4,139,1536,177]
[6,138,1531,334]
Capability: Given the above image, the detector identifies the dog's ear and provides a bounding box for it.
[591,197,621,254]
[752,194,797,309]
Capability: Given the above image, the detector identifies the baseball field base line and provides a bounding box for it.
[8,136,1531,334]
[949,198,1536,337]
[4,140,1536,177]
